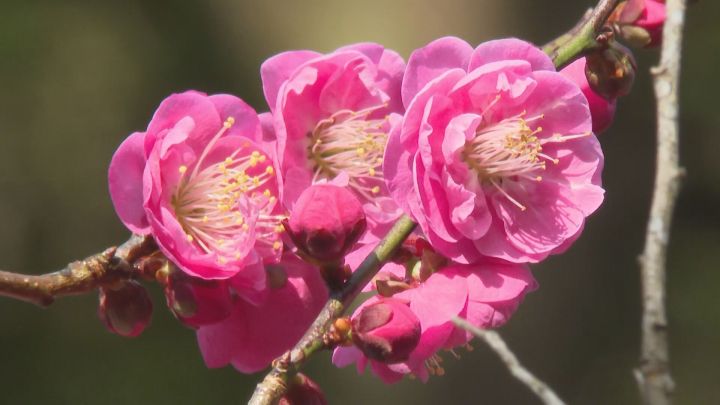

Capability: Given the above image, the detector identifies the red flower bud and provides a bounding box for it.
[286,184,366,263]
[351,298,421,364]
[98,280,152,337]
[164,266,233,329]
[279,373,327,405]
[585,43,637,100]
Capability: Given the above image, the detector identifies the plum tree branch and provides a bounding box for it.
[0,235,158,307]
[543,0,621,69]
[248,215,416,405]
[452,317,565,405]
[635,0,687,404]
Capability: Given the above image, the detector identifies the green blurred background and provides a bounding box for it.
[0,0,718,403]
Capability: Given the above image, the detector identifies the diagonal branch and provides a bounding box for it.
[453,317,565,405]
[248,215,417,405]
[635,0,687,404]
[0,235,158,307]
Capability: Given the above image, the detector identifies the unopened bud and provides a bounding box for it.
[614,0,666,48]
[98,280,152,337]
[279,373,327,405]
[164,265,233,329]
[585,43,636,100]
[285,184,366,263]
[352,298,421,363]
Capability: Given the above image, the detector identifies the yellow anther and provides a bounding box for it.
[224,116,235,128]
[202,215,209,223]
[371,186,380,194]
[225,157,234,165]
[265,166,274,175]
[235,253,241,259]
[536,176,543,182]
[186,234,194,242]
[249,157,258,167]
[179,165,188,174]
[263,189,272,197]
[251,151,261,158]
[272,241,282,250]
[376,157,383,164]
[368,167,376,176]
[269,196,277,203]
[253,176,260,186]
[356,147,366,156]
[258,155,267,163]
[274,224,285,233]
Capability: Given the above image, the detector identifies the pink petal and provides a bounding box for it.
[196,305,246,368]
[146,91,221,150]
[402,37,473,107]
[332,345,363,368]
[108,131,150,234]
[208,94,262,142]
[468,38,555,72]
[462,262,536,303]
[397,269,468,329]
[261,50,321,112]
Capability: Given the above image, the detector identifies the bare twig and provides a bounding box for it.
[543,0,621,69]
[0,235,158,307]
[452,317,565,405]
[248,215,417,405]
[635,0,687,404]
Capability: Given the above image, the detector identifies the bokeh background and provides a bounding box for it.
[0,0,718,403]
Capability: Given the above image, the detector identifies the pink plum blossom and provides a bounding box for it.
[108,91,285,285]
[197,253,328,373]
[560,57,617,133]
[261,43,406,239]
[384,37,605,264]
[333,260,536,383]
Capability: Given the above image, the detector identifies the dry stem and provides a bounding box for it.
[635,0,687,403]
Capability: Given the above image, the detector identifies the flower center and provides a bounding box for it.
[308,104,388,202]
[172,117,284,263]
[462,111,590,210]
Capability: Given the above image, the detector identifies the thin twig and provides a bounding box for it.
[248,215,417,405]
[453,317,565,405]
[635,0,686,403]
[0,235,158,307]
[542,0,621,69]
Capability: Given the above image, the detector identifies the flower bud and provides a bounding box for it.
[286,184,366,263]
[351,298,421,363]
[164,265,233,329]
[616,0,666,48]
[560,57,617,133]
[98,280,152,337]
[279,373,327,405]
[585,43,637,100]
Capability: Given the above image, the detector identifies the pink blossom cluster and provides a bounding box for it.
[107,36,610,380]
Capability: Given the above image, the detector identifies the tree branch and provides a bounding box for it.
[248,215,417,405]
[543,0,621,69]
[635,0,687,403]
[452,317,566,405]
[0,235,158,307]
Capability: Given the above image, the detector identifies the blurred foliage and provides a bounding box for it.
[0,0,718,403]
